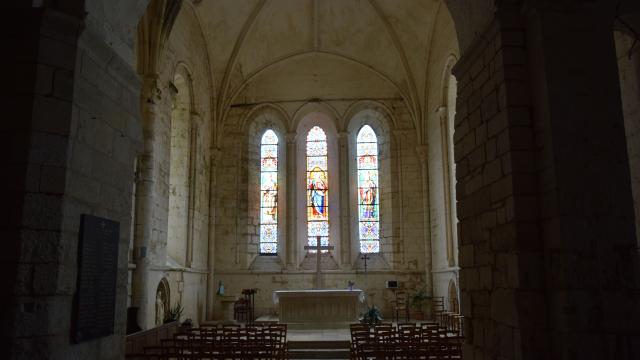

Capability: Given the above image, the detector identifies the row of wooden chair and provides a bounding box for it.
[350,322,463,360]
[126,323,288,360]
[432,296,463,337]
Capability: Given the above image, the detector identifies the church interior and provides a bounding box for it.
[4,0,640,359]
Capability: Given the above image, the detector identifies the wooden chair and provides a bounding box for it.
[397,323,420,347]
[391,290,410,323]
[233,298,249,322]
[432,296,445,325]
[351,331,374,360]
[419,322,440,344]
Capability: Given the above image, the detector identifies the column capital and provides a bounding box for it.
[285,132,297,144]
[141,73,163,105]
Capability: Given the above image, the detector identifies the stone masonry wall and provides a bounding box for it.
[453,13,546,360]
[132,4,213,329]
[453,5,640,360]
[2,6,145,360]
[213,99,428,316]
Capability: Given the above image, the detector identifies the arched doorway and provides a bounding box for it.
[155,278,171,325]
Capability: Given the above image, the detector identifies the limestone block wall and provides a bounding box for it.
[453,14,546,360]
[453,6,640,360]
[84,0,150,68]
[3,5,146,359]
[615,31,640,247]
[213,99,428,315]
[131,4,213,329]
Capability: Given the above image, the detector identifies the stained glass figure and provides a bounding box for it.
[306,126,329,253]
[357,125,380,253]
[260,130,278,254]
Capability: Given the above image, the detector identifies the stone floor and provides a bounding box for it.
[287,328,350,342]
[254,315,351,359]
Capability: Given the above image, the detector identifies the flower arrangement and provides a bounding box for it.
[360,305,383,325]
[164,303,184,323]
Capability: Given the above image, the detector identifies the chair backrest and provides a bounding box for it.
[432,296,445,310]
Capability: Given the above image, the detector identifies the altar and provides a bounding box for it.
[273,289,365,324]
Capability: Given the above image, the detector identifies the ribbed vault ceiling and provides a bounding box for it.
[192,0,451,127]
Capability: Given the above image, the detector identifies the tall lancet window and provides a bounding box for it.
[306,126,329,253]
[260,130,279,254]
[357,125,380,253]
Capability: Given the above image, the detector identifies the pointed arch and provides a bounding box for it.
[239,102,290,132]
[168,64,195,267]
[296,112,340,264]
[448,279,459,313]
[346,106,394,265]
[292,101,341,133]
[246,105,288,263]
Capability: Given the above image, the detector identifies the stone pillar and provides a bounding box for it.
[436,106,456,267]
[392,130,410,267]
[206,147,222,320]
[452,12,544,360]
[286,133,297,269]
[339,131,351,267]
[415,145,432,297]
[452,4,640,359]
[526,4,640,359]
[186,111,200,268]
[132,74,163,329]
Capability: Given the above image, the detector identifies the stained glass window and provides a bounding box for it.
[260,130,278,254]
[357,125,380,253]
[306,126,329,253]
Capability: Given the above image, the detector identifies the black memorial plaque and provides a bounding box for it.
[72,214,120,343]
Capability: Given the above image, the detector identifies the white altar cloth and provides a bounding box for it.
[273,289,365,324]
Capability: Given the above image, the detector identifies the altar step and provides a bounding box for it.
[288,340,350,359]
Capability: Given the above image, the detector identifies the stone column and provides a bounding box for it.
[436,106,456,267]
[339,131,351,267]
[452,4,640,359]
[132,74,163,329]
[415,144,432,297]
[186,111,200,268]
[285,133,297,269]
[526,4,640,359]
[452,11,547,358]
[206,147,222,320]
[392,130,410,267]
